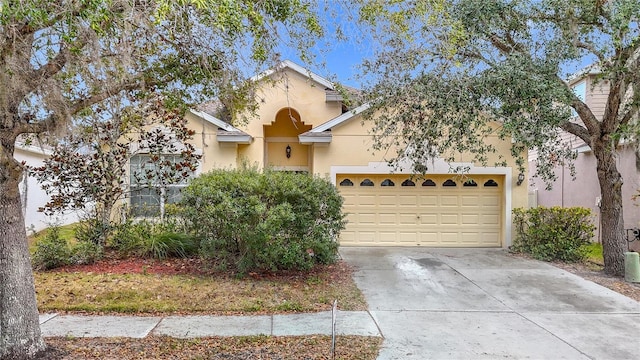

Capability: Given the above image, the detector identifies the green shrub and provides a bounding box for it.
[512,206,595,262]
[111,219,150,257]
[181,168,345,273]
[112,219,197,259]
[32,226,71,270]
[74,217,111,246]
[70,240,104,265]
[143,232,199,259]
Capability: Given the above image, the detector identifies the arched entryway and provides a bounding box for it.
[264,108,312,171]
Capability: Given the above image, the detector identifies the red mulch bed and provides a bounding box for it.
[55,250,351,282]
[59,256,208,276]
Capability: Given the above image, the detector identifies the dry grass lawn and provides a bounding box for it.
[35,261,366,315]
[35,258,379,359]
[41,335,382,359]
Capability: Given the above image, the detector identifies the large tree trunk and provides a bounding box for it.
[594,142,626,276]
[0,169,47,359]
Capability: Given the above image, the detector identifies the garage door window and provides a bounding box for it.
[381,179,395,186]
[360,179,374,186]
[484,179,498,187]
[422,179,436,187]
[339,179,354,186]
[463,179,478,187]
[443,179,457,187]
[401,179,415,186]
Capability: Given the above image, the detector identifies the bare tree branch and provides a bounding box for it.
[12,113,58,137]
[488,34,513,54]
[619,106,638,127]
[575,41,606,62]
[560,121,591,144]
[602,76,624,134]
[70,80,143,115]
[556,74,601,136]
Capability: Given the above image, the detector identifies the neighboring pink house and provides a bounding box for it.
[528,67,640,244]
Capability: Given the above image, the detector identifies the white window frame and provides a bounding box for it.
[571,80,587,117]
[129,153,196,217]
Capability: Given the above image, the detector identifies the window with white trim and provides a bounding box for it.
[129,154,194,217]
[571,80,586,117]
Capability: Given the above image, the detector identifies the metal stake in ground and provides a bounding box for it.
[331,299,337,360]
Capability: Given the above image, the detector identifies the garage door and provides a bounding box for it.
[337,174,503,247]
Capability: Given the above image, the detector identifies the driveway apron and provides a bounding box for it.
[340,247,640,360]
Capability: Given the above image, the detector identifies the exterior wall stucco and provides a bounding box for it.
[245,69,343,135]
[530,146,640,243]
[15,146,80,232]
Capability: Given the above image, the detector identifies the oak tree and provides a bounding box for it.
[0,1,321,358]
[354,0,639,275]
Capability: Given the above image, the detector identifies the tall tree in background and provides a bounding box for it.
[0,1,321,358]
[353,0,639,276]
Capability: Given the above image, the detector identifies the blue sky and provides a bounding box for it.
[276,2,376,89]
[275,3,600,90]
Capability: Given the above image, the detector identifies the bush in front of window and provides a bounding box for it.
[111,218,198,260]
[180,168,346,273]
[511,206,595,262]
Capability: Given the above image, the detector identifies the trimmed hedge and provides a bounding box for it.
[512,206,595,262]
[179,168,346,272]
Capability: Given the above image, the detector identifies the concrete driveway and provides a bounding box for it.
[340,247,640,360]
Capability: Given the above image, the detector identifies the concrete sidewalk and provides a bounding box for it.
[39,311,382,338]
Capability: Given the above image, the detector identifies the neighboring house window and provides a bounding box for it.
[572,80,586,117]
[129,154,194,217]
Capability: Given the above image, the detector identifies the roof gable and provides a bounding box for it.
[188,109,253,144]
[298,103,371,144]
[251,60,335,90]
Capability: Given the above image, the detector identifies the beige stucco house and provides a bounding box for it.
[143,60,528,248]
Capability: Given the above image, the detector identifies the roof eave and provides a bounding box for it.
[252,60,335,90]
[217,134,253,144]
[189,109,238,132]
[308,103,371,133]
[299,134,332,145]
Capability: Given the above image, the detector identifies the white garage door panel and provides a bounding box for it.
[359,195,376,207]
[398,213,417,225]
[462,214,479,224]
[420,195,438,206]
[440,196,459,206]
[338,174,504,247]
[419,214,438,224]
[440,214,459,225]
[482,214,500,225]
[399,195,418,206]
[399,232,418,243]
